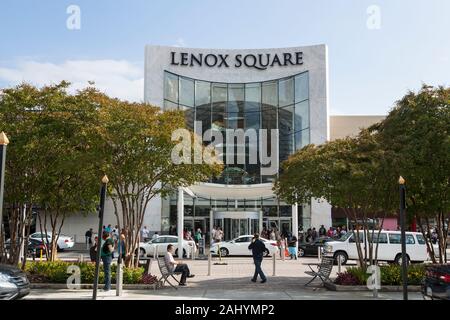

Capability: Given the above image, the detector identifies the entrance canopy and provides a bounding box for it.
[186,183,275,200]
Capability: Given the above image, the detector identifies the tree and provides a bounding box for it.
[275,130,398,269]
[371,85,450,263]
[96,94,222,267]
[0,82,103,263]
[0,84,41,266]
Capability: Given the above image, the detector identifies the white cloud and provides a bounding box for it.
[0,59,144,102]
[172,38,187,47]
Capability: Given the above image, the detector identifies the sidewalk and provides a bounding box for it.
[24,256,423,300]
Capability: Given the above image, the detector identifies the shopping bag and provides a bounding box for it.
[284,248,290,257]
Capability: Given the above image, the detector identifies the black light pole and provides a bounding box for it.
[399,176,408,300]
[0,132,9,246]
[93,175,108,300]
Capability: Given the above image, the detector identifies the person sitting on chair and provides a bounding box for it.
[164,244,195,286]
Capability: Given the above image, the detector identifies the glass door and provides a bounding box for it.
[239,219,249,236]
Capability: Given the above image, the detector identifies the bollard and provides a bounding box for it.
[192,245,195,261]
[207,251,211,276]
[282,245,285,261]
[338,255,341,273]
[272,253,276,276]
[116,263,123,296]
[318,246,321,261]
[153,246,157,259]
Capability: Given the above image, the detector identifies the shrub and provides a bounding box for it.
[334,271,363,285]
[334,264,426,286]
[25,261,146,284]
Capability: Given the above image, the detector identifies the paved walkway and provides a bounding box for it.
[24,256,423,300]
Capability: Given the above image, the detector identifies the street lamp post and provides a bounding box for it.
[0,132,10,247]
[399,176,408,300]
[92,175,109,300]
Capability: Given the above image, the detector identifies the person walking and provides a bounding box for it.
[164,244,195,286]
[100,231,114,292]
[85,228,93,249]
[288,236,298,260]
[248,233,267,283]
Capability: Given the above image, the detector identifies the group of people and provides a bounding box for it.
[211,226,224,244]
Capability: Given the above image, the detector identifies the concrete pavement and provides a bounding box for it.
[24,255,424,300]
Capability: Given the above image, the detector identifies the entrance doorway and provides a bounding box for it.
[213,211,260,241]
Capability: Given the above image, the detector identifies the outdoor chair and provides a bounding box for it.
[304,255,334,286]
[157,257,183,290]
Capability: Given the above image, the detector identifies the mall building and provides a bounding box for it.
[47,45,386,243]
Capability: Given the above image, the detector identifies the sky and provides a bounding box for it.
[0,0,449,115]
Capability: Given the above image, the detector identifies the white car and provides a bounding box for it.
[210,235,279,257]
[138,235,196,258]
[323,230,428,265]
[29,232,75,251]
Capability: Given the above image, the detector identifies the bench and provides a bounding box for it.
[157,257,183,290]
[304,255,334,286]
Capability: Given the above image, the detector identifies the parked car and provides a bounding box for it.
[0,264,30,300]
[138,235,196,258]
[210,235,278,257]
[323,230,428,265]
[29,232,74,251]
[4,238,47,257]
[422,264,450,300]
[298,236,334,257]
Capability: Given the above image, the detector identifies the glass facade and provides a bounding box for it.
[163,71,310,185]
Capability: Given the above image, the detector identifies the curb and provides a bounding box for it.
[30,283,163,290]
[324,282,422,292]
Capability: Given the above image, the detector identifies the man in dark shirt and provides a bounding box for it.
[248,233,267,283]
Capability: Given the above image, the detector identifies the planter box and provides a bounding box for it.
[324,282,421,292]
[30,281,163,290]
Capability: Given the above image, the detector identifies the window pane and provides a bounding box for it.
[164,100,178,110]
[295,100,309,131]
[212,83,227,103]
[245,83,261,105]
[388,233,401,244]
[416,234,426,244]
[279,106,294,162]
[179,105,194,131]
[164,72,178,103]
[195,81,211,106]
[179,77,194,107]
[406,234,415,244]
[278,77,294,107]
[262,81,278,109]
[295,72,309,102]
[295,129,309,150]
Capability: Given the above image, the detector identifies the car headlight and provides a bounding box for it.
[0,274,17,289]
[323,244,333,253]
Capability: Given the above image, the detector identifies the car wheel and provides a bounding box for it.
[219,247,229,257]
[333,251,348,265]
[394,253,410,266]
[298,248,305,257]
[264,249,270,257]
[175,248,186,258]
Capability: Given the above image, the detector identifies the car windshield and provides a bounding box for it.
[337,232,352,242]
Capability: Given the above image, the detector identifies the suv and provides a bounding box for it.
[323,230,428,265]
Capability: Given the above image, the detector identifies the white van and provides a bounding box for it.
[322,230,428,265]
